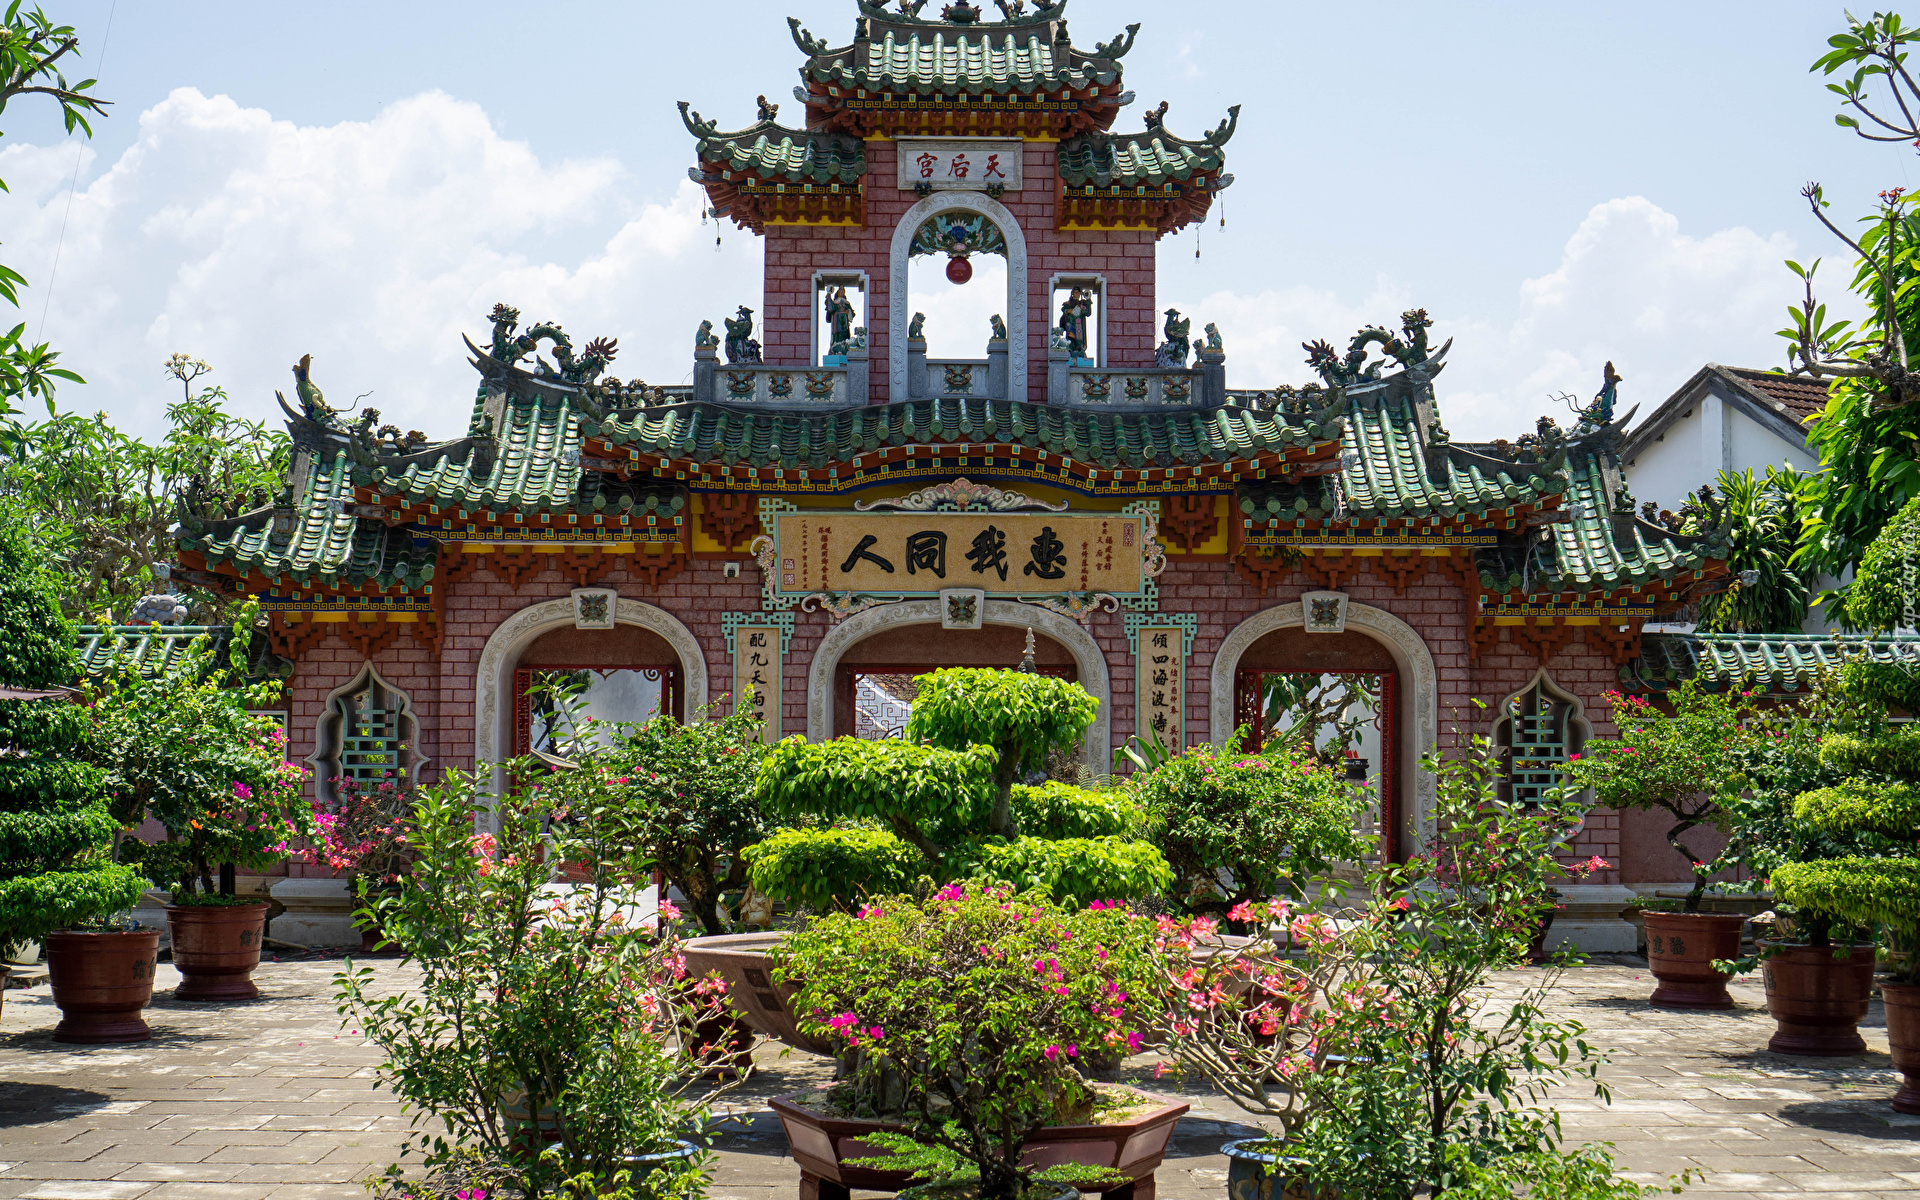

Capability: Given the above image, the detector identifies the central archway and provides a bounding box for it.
[807,600,1110,763]
[889,191,1029,401]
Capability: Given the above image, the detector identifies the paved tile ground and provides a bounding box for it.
[1,956,1916,1199]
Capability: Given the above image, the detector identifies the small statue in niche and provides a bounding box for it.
[1058,288,1092,361]
[723,306,763,364]
[908,312,927,341]
[990,314,1008,341]
[823,286,857,356]
[1154,308,1191,368]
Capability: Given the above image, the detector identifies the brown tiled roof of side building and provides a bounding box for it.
[1719,367,1831,422]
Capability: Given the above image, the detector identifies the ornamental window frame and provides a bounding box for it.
[1490,669,1592,806]
[306,663,429,805]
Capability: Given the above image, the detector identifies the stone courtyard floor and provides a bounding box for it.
[0,956,1916,1200]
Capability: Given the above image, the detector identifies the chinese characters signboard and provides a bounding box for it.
[895,138,1025,192]
[770,512,1147,599]
[1135,623,1189,750]
[730,623,784,743]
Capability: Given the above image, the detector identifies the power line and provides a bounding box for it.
[36,0,119,345]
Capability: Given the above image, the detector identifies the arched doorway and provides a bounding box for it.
[807,600,1111,763]
[1209,601,1438,858]
[835,623,1077,739]
[512,622,685,756]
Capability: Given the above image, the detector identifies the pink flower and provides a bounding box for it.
[1044,1045,1061,1061]
[1227,901,1256,924]
[231,782,253,800]
[658,899,681,921]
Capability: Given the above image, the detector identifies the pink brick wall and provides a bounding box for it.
[274,553,1653,885]
[758,139,1162,400]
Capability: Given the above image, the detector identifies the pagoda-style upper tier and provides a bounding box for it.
[790,0,1137,138]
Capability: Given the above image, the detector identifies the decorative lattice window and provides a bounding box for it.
[1493,671,1590,805]
[309,664,422,800]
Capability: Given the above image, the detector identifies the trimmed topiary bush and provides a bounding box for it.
[0,518,145,946]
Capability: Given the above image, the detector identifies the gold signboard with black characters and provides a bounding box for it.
[767,512,1150,599]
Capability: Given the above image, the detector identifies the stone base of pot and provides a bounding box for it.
[166,903,270,1001]
[1642,911,1747,1010]
[46,929,160,1043]
[1760,942,1877,1056]
[771,1085,1188,1198]
[1882,980,1920,1114]
[1222,1139,1330,1200]
[683,931,839,1057]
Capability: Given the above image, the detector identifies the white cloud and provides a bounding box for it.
[1199,196,1826,440]
[0,88,761,437]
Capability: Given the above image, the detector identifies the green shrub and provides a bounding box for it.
[1818,727,1920,778]
[1840,661,1920,714]
[1844,492,1920,633]
[1774,857,1920,934]
[1008,780,1149,840]
[742,827,921,915]
[1792,780,1920,838]
[0,517,145,945]
[960,835,1172,904]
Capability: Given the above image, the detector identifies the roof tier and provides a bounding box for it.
[681,105,867,232]
[1624,632,1920,694]
[1056,106,1237,235]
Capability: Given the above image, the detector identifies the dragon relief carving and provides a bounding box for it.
[1303,308,1450,388]
[485,303,618,383]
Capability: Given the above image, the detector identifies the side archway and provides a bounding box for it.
[474,597,708,780]
[1208,601,1438,845]
[888,191,1029,402]
[806,600,1110,763]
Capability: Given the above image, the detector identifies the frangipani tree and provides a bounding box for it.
[747,665,1170,911]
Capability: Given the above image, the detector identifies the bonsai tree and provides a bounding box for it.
[0,517,145,948]
[1772,497,1920,984]
[87,610,312,903]
[1122,739,1367,916]
[339,757,729,1200]
[748,666,1171,910]
[780,884,1158,1200]
[1560,678,1760,912]
[539,691,772,936]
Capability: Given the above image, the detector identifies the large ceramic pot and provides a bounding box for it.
[165,902,270,1001]
[1759,941,1877,1056]
[681,931,837,1055]
[1882,980,1920,1115]
[771,1084,1187,1200]
[1221,1139,1329,1200]
[1642,911,1747,1009]
[45,928,160,1043]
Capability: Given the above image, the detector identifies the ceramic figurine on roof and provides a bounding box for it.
[288,354,337,428]
[824,287,857,356]
[724,307,762,365]
[1155,309,1190,368]
[1058,288,1091,360]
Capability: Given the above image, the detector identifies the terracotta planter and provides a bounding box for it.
[166,902,270,1001]
[1882,980,1920,1115]
[45,928,160,1043]
[1642,911,1746,1009]
[1222,1139,1330,1200]
[771,1084,1186,1200]
[1759,942,1877,1056]
[682,931,838,1056]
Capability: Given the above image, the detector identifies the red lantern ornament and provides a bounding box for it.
[945,255,973,285]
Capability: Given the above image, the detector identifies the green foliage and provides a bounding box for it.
[757,737,996,834]
[1775,857,1920,953]
[959,836,1171,905]
[1846,493,1920,631]
[540,693,772,935]
[906,668,1098,779]
[1696,468,1816,634]
[1007,781,1147,841]
[0,362,291,620]
[1840,660,1920,712]
[1439,1145,1698,1199]
[741,827,921,915]
[1792,780,1920,839]
[1818,726,1920,776]
[778,885,1156,1200]
[1124,740,1367,914]
[0,515,144,944]
[338,760,721,1200]
[1561,680,1759,910]
[85,610,312,896]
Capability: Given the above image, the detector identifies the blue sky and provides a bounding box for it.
[0,1,1898,439]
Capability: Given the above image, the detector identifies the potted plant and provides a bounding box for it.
[1562,679,1760,1008]
[299,771,414,953]
[88,610,312,1002]
[0,518,149,1042]
[1156,735,1645,1198]
[702,665,1171,1054]
[770,884,1186,1200]
[339,756,732,1200]
[1120,738,1367,919]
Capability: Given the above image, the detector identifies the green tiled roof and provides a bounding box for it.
[589,395,1336,469]
[680,108,866,184]
[74,625,288,684]
[1057,118,1235,188]
[1623,632,1920,694]
[796,10,1122,96]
